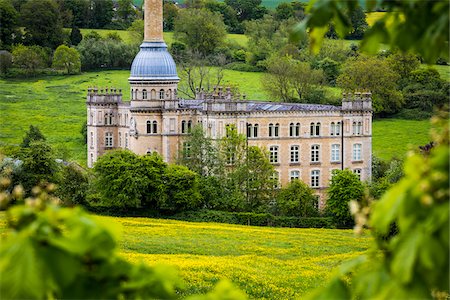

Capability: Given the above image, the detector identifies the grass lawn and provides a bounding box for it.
[91,216,373,298]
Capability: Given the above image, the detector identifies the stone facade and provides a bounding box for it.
[86,0,373,208]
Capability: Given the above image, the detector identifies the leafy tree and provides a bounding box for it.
[292,0,449,63]
[70,26,83,46]
[234,146,276,213]
[276,180,318,217]
[386,52,421,80]
[20,141,60,193]
[262,56,294,102]
[21,125,46,148]
[337,55,403,114]
[128,19,144,45]
[116,0,137,28]
[317,57,340,86]
[174,8,227,56]
[52,45,81,74]
[89,0,114,29]
[326,169,364,228]
[0,51,13,76]
[346,6,367,40]
[178,124,221,177]
[290,61,325,103]
[21,0,64,49]
[161,164,202,212]
[12,44,44,75]
[163,1,179,31]
[204,0,242,33]
[224,0,266,22]
[58,0,90,28]
[57,163,89,205]
[0,0,21,48]
[93,150,166,208]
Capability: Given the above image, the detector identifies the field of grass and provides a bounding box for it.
[96,216,372,298]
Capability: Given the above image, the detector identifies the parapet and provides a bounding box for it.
[342,91,372,111]
[87,87,123,104]
[195,86,246,102]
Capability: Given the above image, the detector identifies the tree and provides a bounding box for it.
[117,0,137,28]
[21,0,64,49]
[57,163,89,205]
[12,45,44,75]
[163,1,179,32]
[0,51,13,76]
[89,0,114,29]
[52,45,81,74]
[326,169,364,228]
[290,61,325,103]
[70,26,83,46]
[20,141,60,193]
[386,52,421,81]
[0,0,21,48]
[128,19,144,45]
[292,0,449,63]
[204,1,241,33]
[174,8,227,56]
[262,56,294,102]
[337,55,403,114]
[21,125,46,148]
[58,0,90,28]
[224,0,266,22]
[93,150,167,208]
[160,164,202,212]
[178,124,221,177]
[276,180,318,217]
[317,57,340,86]
[346,6,368,40]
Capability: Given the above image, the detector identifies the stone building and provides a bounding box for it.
[87,0,372,206]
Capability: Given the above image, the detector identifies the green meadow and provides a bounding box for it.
[0,70,432,164]
[0,212,371,299]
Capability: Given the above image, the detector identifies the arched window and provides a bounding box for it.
[295,123,300,136]
[152,121,157,133]
[125,133,128,148]
[316,122,321,136]
[247,123,252,138]
[147,120,151,133]
[253,124,258,138]
[134,89,138,100]
[187,120,192,132]
[289,123,295,137]
[274,123,279,137]
[352,121,357,135]
[357,121,363,135]
[131,89,134,100]
[151,89,156,100]
[109,113,113,125]
[159,89,165,100]
[330,122,335,136]
[104,113,108,125]
[143,89,147,100]
[310,122,315,136]
[269,123,274,137]
[167,89,172,99]
[181,120,186,133]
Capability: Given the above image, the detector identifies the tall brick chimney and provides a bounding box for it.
[144,0,163,42]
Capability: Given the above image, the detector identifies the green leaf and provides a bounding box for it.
[391,232,421,284]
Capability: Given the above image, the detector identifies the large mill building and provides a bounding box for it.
[86,0,372,206]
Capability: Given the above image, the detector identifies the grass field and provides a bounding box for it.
[0,70,433,164]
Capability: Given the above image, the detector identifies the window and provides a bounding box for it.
[90,153,93,166]
[290,123,300,137]
[90,132,94,148]
[187,120,192,133]
[310,122,320,136]
[104,113,108,125]
[125,133,128,148]
[290,170,300,181]
[105,132,113,147]
[131,89,134,100]
[247,123,259,138]
[119,132,122,147]
[247,123,251,138]
[253,124,258,138]
[353,143,362,161]
[331,122,341,136]
[268,123,274,137]
[311,170,320,188]
[181,120,186,133]
[152,121,158,133]
[159,89,164,100]
[269,146,279,163]
[143,89,147,100]
[274,123,279,137]
[183,142,191,159]
[311,144,320,162]
[352,121,363,135]
[290,145,299,163]
[331,144,340,162]
[270,171,280,188]
[353,169,362,179]
[147,120,151,133]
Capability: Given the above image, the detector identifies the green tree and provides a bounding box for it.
[326,169,364,228]
[89,0,114,29]
[262,56,294,102]
[128,19,144,45]
[337,55,403,114]
[0,0,21,48]
[346,6,367,40]
[0,51,13,76]
[174,8,227,56]
[204,0,241,33]
[20,141,60,193]
[386,52,421,80]
[70,26,83,46]
[21,125,46,148]
[117,0,137,28]
[52,45,81,74]
[58,0,90,28]
[163,1,179,31]
[12,44,44,75]
[224,0,266,22]
[93,150,166,209]
[276,179,318,217]
[57,163,89,205]
[161,164,202,212]
[317,57,340,86]
[21,0,64,49]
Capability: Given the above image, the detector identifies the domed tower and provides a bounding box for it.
[129,0,179,108]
